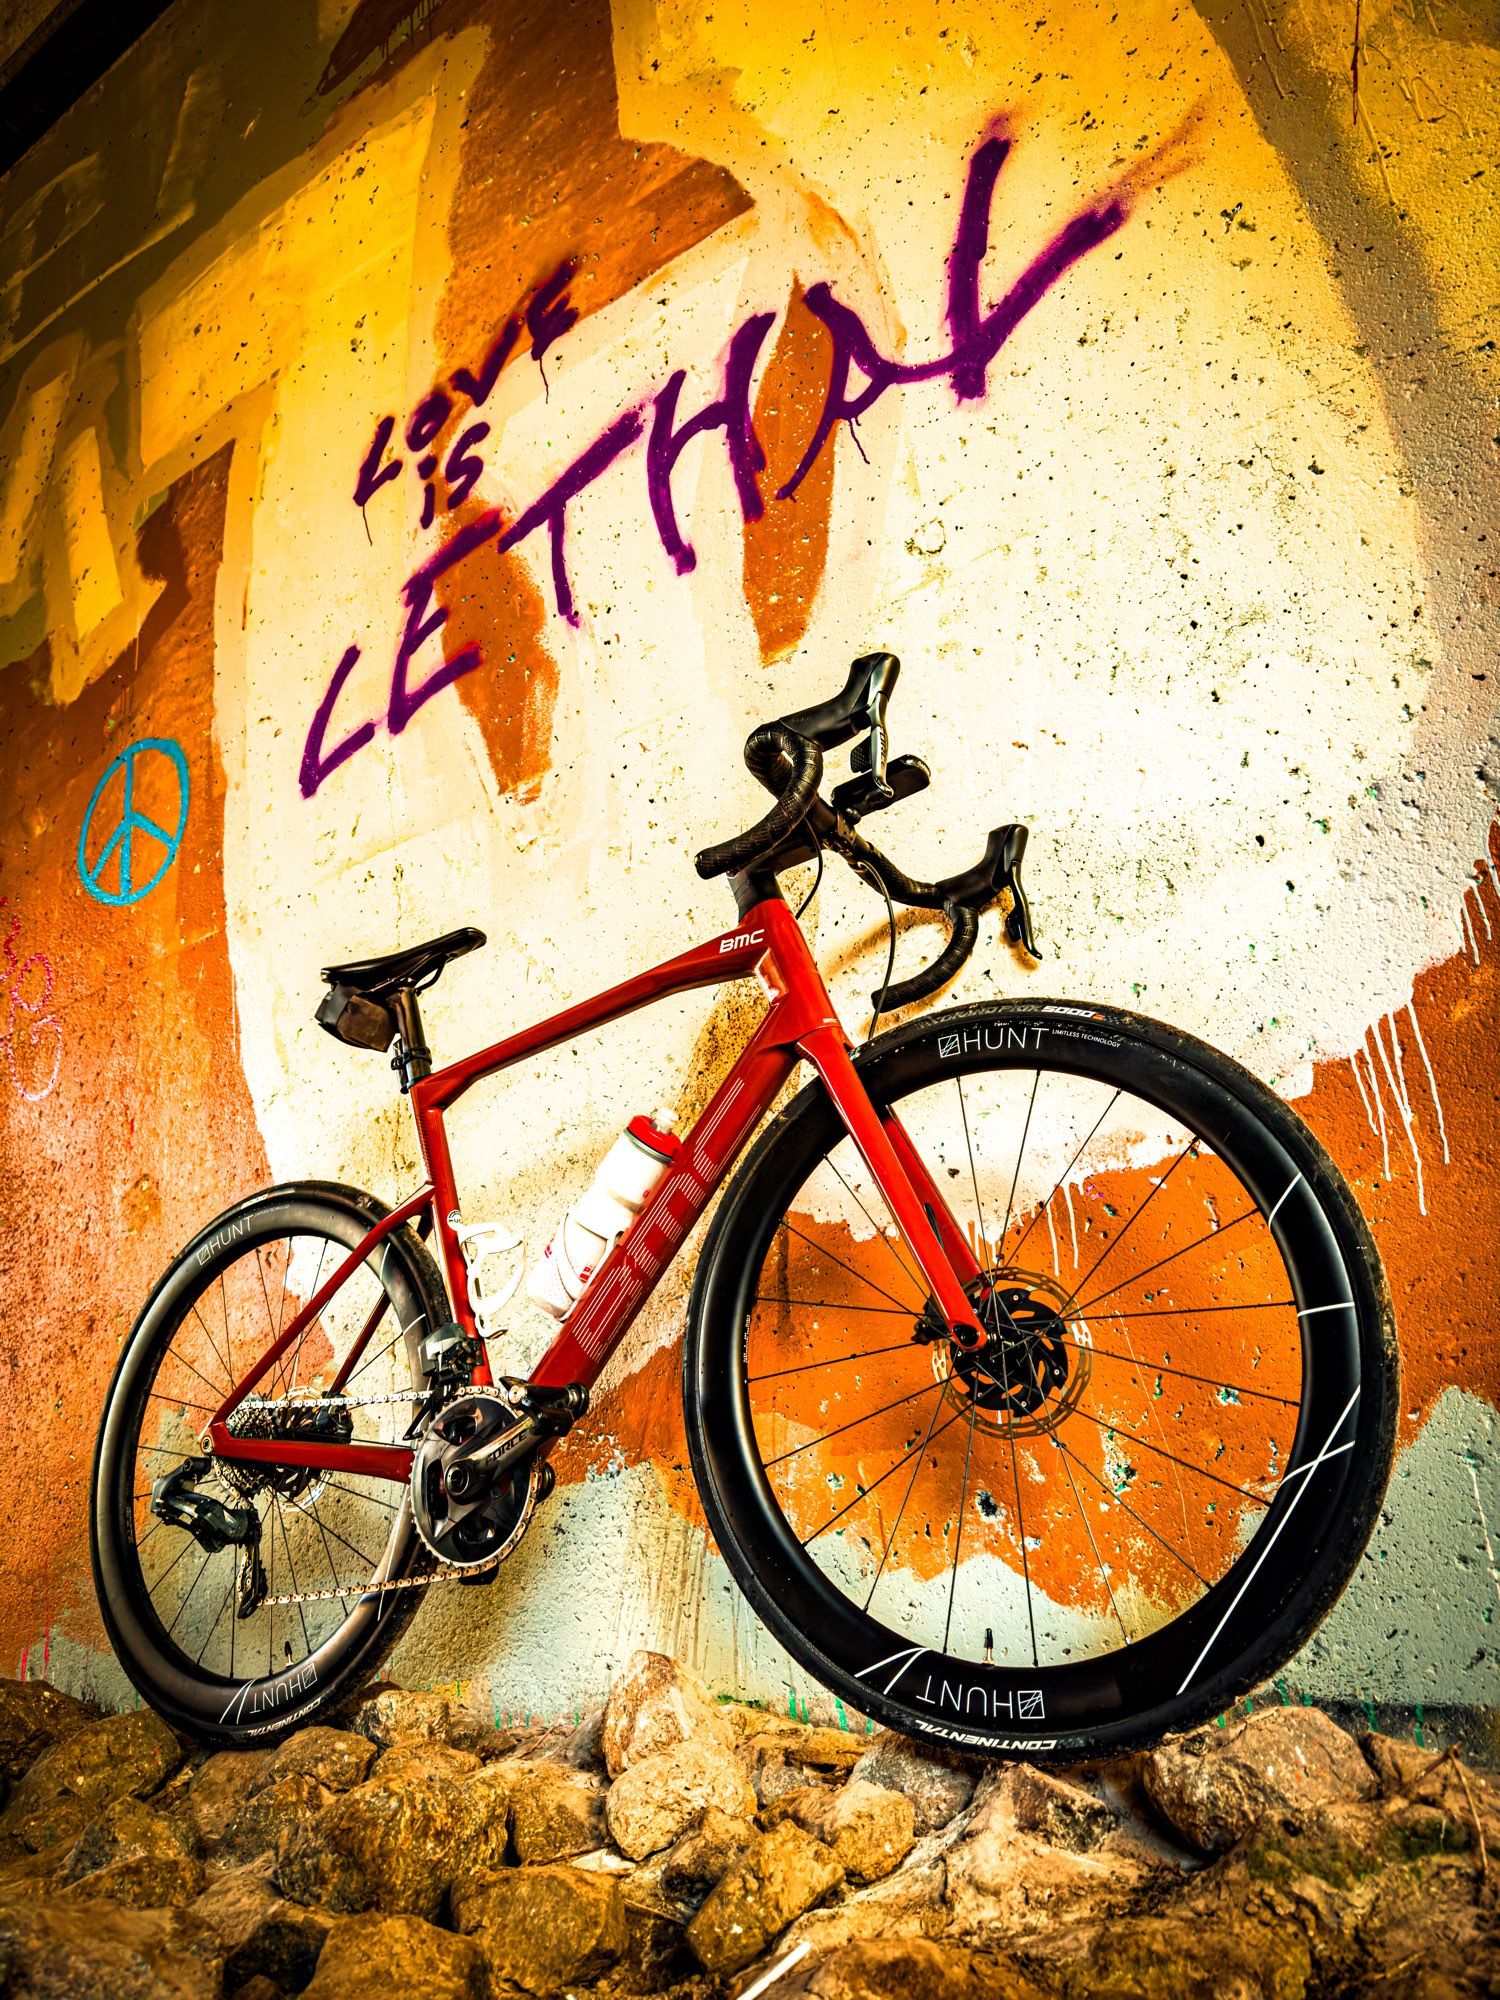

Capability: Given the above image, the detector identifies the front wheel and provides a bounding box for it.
[686,1000,1396,1760]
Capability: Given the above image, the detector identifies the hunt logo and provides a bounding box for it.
[914,1674,1046,1722]
[197,1218,248,1266]
[219,1658,318,1726]
[937,1025,1042,1059]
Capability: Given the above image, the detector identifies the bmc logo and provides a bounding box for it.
[718,929,765,954]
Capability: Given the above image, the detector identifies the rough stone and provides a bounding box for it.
[452,1863,628,1992]
[602,1652,736,1776]
[606,1738,758,1860]
[300,1910,485,1999]
[276,1768,466,1921]
[505,1759,607,1862]
[659,1807,758,1902]
[0,1709,185,1854]
[850,1733,978,1836]
[554,1703,608,1772]
[745,1725,867,1774]
[1005,1766,1116,1852]
[257,1728,377,1795]
[56,1795,204,1907]
[0,1683,101,1783]
[755,1760,833,1810]
[176,1750,274,1849]
[792,1937,1047,2000]
[604,1898,691,1993]
[346,1688,454,1752]
[0,1892,226,1998]
[451,1761,518,1875]
[687,1821,844,1974]
[1142,1708,1379,1855]
[190,1864,334,1991]
[765,1778,916,1884]
[220,1774,332,1866]
[372,1742,482,1787]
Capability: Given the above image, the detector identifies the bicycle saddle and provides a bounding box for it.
[320,926,486,999]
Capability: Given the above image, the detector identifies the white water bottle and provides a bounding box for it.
[527,1109,680,1319]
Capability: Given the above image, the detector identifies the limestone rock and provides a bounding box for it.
[1142,1709,1378,1855]
[605,1897,690,1993]
[601,1652,735,1776]
[451,1762,518,1875]
[258,1728,377,1795]
[744,1724,867,1775]
[606,1738,758,1860]
[276,1768,464,1921]
[1004,1766,1116,1852]
[0,1683,101,1783]
[792,1937,1046,2000]
[850,1732,978,1835]
[687,1822,844,1974]
[452,1862,628,1992]
[176,1750,273,1849]
[765,1778,916,1884]
[57,1795,203,1908]
[372,1742,481,1788]
[0,1893,225,1998]
[0,1709,184,1854]
[506,1759,607,1862]
[660,1807,758,1902]
[554,1703,608,1772]
[301,1910,485,1999]
[346,1688,453,1752]
[190,1864,334,1991]
[220,1774,332,1867]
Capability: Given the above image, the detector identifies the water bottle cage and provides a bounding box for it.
[453,1219,524,1344]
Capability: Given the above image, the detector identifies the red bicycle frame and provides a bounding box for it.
[206,897,984,1484]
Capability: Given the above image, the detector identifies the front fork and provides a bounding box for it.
[799,1026,986,1344]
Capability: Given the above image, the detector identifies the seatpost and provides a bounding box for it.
[390,986,432,1093]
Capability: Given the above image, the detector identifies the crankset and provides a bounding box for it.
[410,1382,586,1571]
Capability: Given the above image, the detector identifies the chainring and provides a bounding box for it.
[410,1388,543,1570]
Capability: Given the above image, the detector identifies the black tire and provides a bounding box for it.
[91,1183,448,1746]
[686,999,1396,1760]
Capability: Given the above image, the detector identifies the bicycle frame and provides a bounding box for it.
[206,896,985,1485]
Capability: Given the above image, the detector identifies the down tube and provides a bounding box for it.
[528,1034,798,1393]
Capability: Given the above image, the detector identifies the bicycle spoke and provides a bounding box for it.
[1058,1327,1297,1405]
[754,1297,913,1316]
[1055,1139,1201,1320]
[1075,1206,1257,1315]
[764,1377,945,1467]
[991,1328,1039,1668]
[801,1402,971,1546]
[146,1393,216,1418]
[189,1300,233,1387]
[1056,1438,1130,1645]
[955,1075,994,1266]
[1049,1431,1210,1586]
[782,1222,922,1314]
[281,1491,381,1570]
[165,1545,217,1639]
[862,1385,948,1613]
[273,1497,315,1657]
[278,1240,329,1396]
[749,1340,923,1384]
[941,1398,979,1655]
[320,1478,400,1513]
[827,1156,923,1294]
[194,1571,238,1668]
[1064,1400,1272,1501]
[998,1068,1040,1255]
[1006,1086,1121,1264]
[161,1345,229,1406]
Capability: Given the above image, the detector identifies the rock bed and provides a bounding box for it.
[0,1654,1495,1998]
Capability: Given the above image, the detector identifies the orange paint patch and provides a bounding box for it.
[743,282,838,664]
[0,449,271,1666]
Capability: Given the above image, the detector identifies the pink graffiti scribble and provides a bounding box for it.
[0,903,61,1104]
[302,125,1155,798]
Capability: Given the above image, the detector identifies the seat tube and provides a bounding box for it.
[798,1024,981,1340]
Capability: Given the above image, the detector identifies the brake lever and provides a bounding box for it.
[866,821,1039,1012]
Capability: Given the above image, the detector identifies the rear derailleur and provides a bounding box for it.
[151,1457,268,1618]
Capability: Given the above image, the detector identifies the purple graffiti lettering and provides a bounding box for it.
[495,408,644,626]
[388,511,502,734]
[353,415,402,509]
[300,644,378,797]
[946,131,1012,401]
[526,260,579,395]
[450,317,520,408]
[445,423,490,510]
[647,312,775,575]
[407,389,452,452]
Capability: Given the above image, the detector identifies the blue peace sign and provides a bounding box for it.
[77,737,190,907]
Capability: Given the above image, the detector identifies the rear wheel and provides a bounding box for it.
[91,1183,445,1746]
[686,1000,1396,1759]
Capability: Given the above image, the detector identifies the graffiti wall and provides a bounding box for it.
[0,0,1495,1737]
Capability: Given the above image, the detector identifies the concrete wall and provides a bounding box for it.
[0,0,1495,1735]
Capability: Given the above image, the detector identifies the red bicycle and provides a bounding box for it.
[91,656,1396,1755]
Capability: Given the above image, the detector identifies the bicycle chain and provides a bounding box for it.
[217,1386,511,1608]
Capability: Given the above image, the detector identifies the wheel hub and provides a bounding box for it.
[933,1268,1091,1436]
